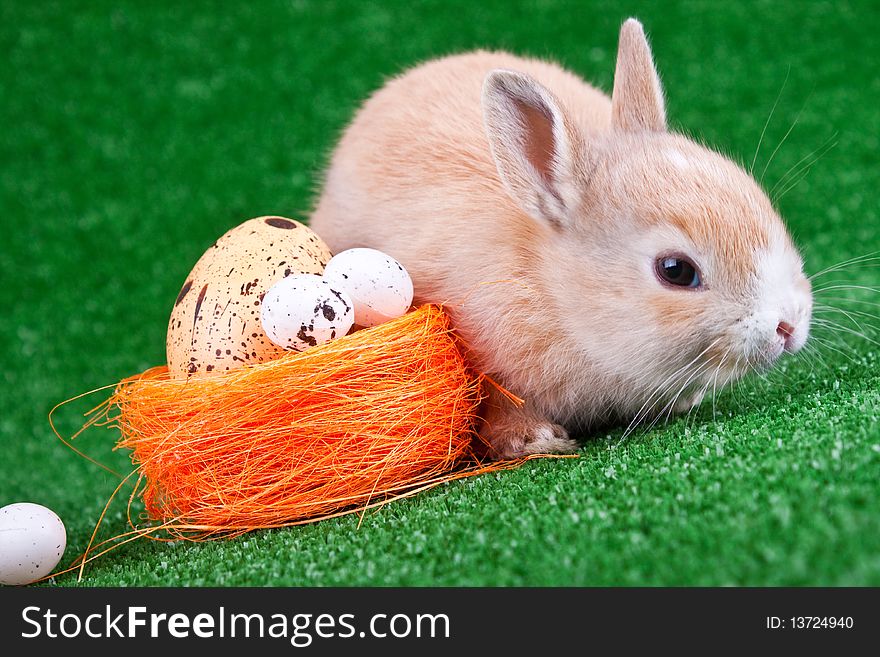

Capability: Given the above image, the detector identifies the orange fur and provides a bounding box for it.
[310,19,812,457]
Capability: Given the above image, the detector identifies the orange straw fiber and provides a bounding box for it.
[106,304,484,537]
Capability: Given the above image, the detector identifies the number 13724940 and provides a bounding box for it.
[766,617,854,630]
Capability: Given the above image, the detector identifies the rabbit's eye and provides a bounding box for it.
[655,255,701,288]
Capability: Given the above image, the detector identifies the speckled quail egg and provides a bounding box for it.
[166,216,332,379]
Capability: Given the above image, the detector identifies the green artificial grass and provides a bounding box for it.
[1,0,879,586]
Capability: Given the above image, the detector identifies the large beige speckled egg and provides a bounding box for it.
[167,216,331,379]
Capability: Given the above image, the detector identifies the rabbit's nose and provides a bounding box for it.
[776,320,796,351]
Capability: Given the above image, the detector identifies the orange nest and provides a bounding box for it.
[106,304,485,538]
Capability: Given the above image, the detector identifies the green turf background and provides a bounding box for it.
[2,0,878,586]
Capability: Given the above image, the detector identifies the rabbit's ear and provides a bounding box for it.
[611,18,667,132]
[481,69,583,228]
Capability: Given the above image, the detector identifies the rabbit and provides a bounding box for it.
[309,18,813,459]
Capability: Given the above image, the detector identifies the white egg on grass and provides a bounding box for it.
[260,274,355,351]
[323,248,414,328]
[0,502,66,586]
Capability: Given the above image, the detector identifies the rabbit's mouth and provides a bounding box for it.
[730,326,808,375]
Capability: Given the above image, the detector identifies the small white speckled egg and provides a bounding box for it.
[260,274,355,351]
[0,503,66,586]
[322,248,414,327]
